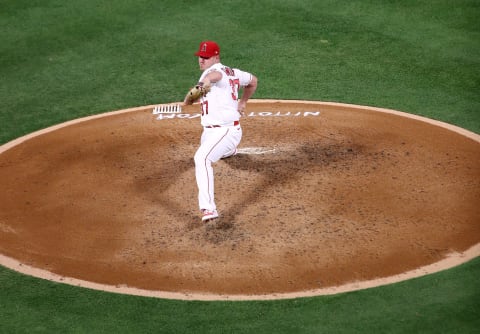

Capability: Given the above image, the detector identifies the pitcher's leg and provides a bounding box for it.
[194,127,242,220]
[194,147,215,211]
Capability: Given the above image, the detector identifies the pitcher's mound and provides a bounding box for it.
[0,100,479,300]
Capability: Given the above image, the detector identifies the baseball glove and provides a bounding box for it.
[187,82,211,103]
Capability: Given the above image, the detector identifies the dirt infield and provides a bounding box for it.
[0,100,479,300]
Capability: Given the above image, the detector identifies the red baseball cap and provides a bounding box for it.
[194,41,220,58]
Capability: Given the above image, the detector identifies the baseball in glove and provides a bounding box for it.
[186,82,211,103]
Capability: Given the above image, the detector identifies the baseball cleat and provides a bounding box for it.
[201,209,219,221]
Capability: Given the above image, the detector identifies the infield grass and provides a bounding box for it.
[0,0,479,333]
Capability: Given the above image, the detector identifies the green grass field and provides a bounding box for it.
[1,0,479,332]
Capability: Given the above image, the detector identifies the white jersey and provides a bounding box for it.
[198,62,253,127]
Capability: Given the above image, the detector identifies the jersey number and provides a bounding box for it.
[229,78,240,100]
[201,101,208,116]
[200,79,240,115]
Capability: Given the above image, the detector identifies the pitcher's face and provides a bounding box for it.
[198,55,219,70]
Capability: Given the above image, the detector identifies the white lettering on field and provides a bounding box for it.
[154,111,320,120]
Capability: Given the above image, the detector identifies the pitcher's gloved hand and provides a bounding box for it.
[187,82,211,103]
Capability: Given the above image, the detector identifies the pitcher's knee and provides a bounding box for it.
[194,151,209,166]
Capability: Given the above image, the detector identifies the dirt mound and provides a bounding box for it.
[0,100,479,299]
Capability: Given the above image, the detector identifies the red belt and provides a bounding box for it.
[205,120,239,128]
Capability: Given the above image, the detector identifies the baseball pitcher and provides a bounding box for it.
[184,40,258,222]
